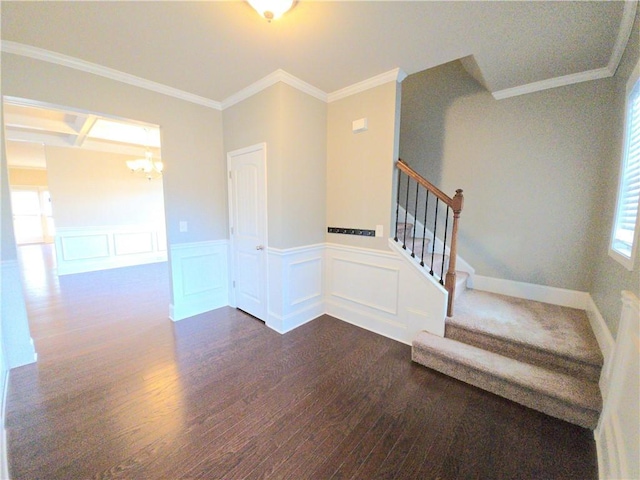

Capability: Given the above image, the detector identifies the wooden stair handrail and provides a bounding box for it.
[397,159,464,213]
[396,159,464,317]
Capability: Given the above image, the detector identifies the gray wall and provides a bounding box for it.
[45,147,165,229]
[399,19,639,336]
[589,12,640,338]
[223,82,327,249]
[326,81,400,251]
[2,53,227,246]
[400,61,616,293]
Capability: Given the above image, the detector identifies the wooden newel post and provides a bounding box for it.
[445,189,464,317]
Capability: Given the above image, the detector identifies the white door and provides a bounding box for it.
[227,144,268,321]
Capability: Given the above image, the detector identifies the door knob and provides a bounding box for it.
[256,245,264,250]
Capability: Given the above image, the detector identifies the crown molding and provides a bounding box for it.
[492,1,637,100]
[1,41,223,110]
[221,69,327,110]
[492,67,612,100]
[608,0,638,75]
[327,68,408,103]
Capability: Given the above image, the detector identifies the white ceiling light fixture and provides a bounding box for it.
[247,0,295,22]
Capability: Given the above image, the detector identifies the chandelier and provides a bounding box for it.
[126,149,163,181]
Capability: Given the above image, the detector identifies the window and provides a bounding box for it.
[610,61,640,270]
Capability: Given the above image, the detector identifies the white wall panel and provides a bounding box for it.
[60,234,110,261]
[330,257,399,315]
[596,291,639,480]
[267,245,324,333]
[325,242,447,345]
[55,225,167,275]
[170,240,229,321]
[114,231,154,256]
[289,258,323,306]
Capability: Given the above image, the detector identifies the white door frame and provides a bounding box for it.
[226,143,269,320]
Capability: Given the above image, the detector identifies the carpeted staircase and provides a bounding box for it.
[395,221,603,429]
[412,290,603,429]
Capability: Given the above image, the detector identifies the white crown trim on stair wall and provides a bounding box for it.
[492,0,638,100]
[607,0,639,75]
[491,68,612,100]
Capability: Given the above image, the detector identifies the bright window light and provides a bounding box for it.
[88,119,160,147]
[610,62,640,270]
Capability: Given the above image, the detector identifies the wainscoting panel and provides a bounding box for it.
[596,291,639,480]
[325,243,447,345]
[60,233,110,261]
[267,245,324,334]
[330,257,399,315]
[55,225,167,275]
[113,231,154,256]
[170,240,229,322]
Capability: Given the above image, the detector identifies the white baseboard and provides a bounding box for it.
[325,299,411,346]
[267,301,324,334]
[472,275,591,310]
[584,296,615,401]
[1,369,9,480]
[169,240,229,321]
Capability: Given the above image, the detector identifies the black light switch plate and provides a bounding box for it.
[328,227,375,237]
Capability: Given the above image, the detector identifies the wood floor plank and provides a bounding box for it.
[6,244,599,479]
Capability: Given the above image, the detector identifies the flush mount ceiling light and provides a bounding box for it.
[247,0,295,21]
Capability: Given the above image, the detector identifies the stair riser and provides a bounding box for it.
[445,324,601,383]
[412,346,600,429]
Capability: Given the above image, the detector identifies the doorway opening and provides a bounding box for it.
[3,96,170,354]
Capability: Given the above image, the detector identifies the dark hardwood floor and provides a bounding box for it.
[6,244,598,479]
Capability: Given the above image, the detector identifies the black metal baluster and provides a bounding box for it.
[440,206,450,285]
[420,190,429,267]
[430,198,439,276]
[411,180,419,257]
[394,170,401,242]
[403,176,410,249]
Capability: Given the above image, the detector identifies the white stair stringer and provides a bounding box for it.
[389,237,469,306]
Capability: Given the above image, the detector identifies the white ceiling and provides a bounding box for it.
[1,1,634,103]
[1,1,636,168]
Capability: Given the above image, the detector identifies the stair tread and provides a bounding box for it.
[413,331,602,413]
[450,290,603,368]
